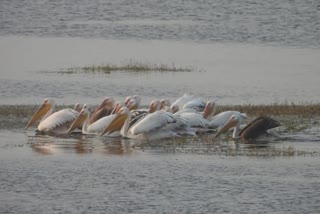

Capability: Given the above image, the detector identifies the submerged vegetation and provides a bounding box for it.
[57,61,193,74]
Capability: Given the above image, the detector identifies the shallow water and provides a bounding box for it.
[1,0,320,213]
[1,0,320,47]
[1,129,320,213]
[1,37,320,105]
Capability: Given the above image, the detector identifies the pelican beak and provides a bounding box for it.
[25,103,51,129]
[93,102,106,114]
[100,113,127,136]
[67,112,87,133]
[111,104,121,114]
[214,117,238,139]
[148,104,155,113]
[128,103,137,111]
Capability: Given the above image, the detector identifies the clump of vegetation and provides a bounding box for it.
[216,103,320,117]
[57,61,193,74]
[82,61,192,73]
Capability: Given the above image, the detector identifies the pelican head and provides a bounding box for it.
[25,98,55,129]
[126,99,138,110]
[160,99,171,109]
[202,101,215,119]
[73,103,83,112]
[148,100,161,113]
[100,107,130,136]
[214,114,244,139]
[170,104,179,113]
[111,101,122,114]
[68,107,90,133]
[125,95,141,110]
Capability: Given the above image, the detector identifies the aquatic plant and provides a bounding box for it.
[58,61,193,74]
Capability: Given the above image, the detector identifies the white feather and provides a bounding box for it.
[38,108,79,133]
[87,114,117,134]
[208,111,247,129]
[171,94,196,110]
[178,112,209,128]
[183,99,206,112]
[130,111,176,135]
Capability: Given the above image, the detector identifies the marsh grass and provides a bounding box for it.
[215,103,320,117]
[58,61,193,74]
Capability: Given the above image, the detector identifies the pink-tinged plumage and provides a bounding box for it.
[68,107,120,136]
[100,107,192,140]
[26,98,79,135]
[208,111,247,129]
[130,111,177,135]
[38,108,79,134]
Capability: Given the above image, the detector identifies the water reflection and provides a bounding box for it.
[27,134,141,156]
[24,130,320,157]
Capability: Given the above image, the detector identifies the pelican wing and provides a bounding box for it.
[87,114,117,133]
[183,99,206,112]
[130,111,176,135]
[209,111,243,129]
[38,109,79,133]
[171,94,196,110]
[179,112,209,128]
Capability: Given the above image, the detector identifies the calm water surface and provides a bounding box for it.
[1,130,320,213]
[1,0,320,213]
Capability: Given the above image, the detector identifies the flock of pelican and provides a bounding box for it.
[25,94,281,143]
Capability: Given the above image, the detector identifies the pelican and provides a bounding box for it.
[25,98,79,135]
[73,103,83,112]
[89,97,115,124]
[170,94,197,113]
[208,111,247,129]
[125,95,141,110]
[214,115,281,142]
[160,99,171,109]
[174,101,216,133]
[100,107,192,139]
[202,101,216,119]
[67,105,121,136]
[182,99,207,112]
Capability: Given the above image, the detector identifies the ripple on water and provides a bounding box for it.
[0,130,320,213]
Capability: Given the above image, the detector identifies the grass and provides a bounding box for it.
[58,61,193,74]
[215,103,320,117]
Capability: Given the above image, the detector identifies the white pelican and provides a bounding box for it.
[125,95,141,110]
[160,99,171,109]
[214,115,281,143]
[208,111,247,129]
[67,105,121,136]
[89,97,115,124]
[170,94,196,113]
[100,107,192,139]
[182,99,206,112]
[73,103,83,112]
[25,98,79,135]
[202,101,216,119]
[174,101,215,133]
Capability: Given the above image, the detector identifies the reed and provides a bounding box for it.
[59,61,193,73]
[215,103,320,116]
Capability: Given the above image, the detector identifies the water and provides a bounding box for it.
[1,0,320,47]
[1,0,320,213]
[1,130,320,213]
